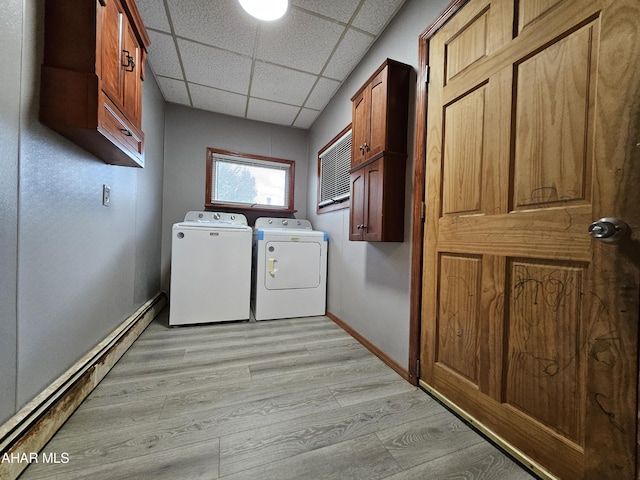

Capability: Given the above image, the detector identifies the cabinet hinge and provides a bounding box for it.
[420,201,425,220]
[425,65,430,85]
[416,359,420,378]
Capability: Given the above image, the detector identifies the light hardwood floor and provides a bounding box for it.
[20,309,537,479]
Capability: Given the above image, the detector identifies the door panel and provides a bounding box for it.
[512,22,595,209]
[121,21,141,126]
[442,86,485,215]
[445,9,488,82]
[364,159,383,241]
[100,0,123,105]
[518,0,564,33]
[368,70,388,158]
[437,254,482,383]
[351,92,369,168]
[505,259,586,443]
[419,0,640,479]
[349,171,365,241]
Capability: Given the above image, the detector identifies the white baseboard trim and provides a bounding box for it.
[0,292,167,480]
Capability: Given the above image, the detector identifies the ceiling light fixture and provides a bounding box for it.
[239,0,288,21]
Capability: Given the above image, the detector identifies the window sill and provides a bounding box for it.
[205,202,297,214]
[316,200,350,215]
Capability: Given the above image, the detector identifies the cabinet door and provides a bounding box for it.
[100,0,124,106]
[121,21,141,127]
[351,90,369,168]
[349,170,365,241]
[367,67,388,159]
[363,159,384,241]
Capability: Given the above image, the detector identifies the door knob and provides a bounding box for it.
[588,217,630,243]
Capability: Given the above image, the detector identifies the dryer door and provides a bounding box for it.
[264,241,321,290]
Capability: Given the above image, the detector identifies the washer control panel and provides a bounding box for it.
[183,211,248,226]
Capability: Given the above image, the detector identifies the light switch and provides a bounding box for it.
[102,184,111,206]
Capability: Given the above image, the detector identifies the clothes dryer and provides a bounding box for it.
[170,211,252,325]
[252,217,327,321]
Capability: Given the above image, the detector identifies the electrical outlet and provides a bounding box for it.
[102,184,111,206]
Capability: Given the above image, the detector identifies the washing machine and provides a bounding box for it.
[252,217,328,321]
[169,211,252,326]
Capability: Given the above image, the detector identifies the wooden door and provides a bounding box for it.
[363,158,384,241]
[351,91,369,168]
[100,0,123,107]
[349,169,365,241]
[367,68,388,159]
[121,20,141,127]
[419,0,640,479]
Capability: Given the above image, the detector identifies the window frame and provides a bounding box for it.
[205,148,296,213]
[316,124,352,214]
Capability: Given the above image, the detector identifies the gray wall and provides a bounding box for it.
[306,0,450,370]
[160,105,309,291]
[0,0,22,425]
[0,0,165,423]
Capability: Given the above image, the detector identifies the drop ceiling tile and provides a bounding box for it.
[136,0,171,32]
[146,31,183,79]
[352,0,405,35]
[292,0,361,23]
[167,0,258,56]
[305,77,341,110]
[190,84,247,117]
[247,98,300,126]
[294,108,321,129]
[251,62,317,106]
[256,8,345,74]
[156,77,190,104]
[178,39,252,95]
[323,28,375,81]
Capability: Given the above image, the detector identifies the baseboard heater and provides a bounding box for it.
[0,292,167,480]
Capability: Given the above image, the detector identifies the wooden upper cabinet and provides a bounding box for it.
[351,59,410,168]
[349,59,411,242]
[40,0,150,167]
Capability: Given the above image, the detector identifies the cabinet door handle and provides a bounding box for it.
[122,50,135,72]
[120,128,133,136]
[359,145,365,153]
[363,142,369,151]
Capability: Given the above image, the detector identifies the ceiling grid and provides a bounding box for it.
[136,0,406,128]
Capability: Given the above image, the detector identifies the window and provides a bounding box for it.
[317,125,351,214]
[206,148,295,212]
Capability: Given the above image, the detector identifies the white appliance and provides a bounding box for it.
[169,211,252,326]
[253,217,328,321]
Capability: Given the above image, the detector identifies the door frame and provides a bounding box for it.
[407,0,640,478]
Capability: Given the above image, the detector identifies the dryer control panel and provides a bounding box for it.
[254,217,312,230]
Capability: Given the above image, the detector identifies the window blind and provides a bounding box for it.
[319,129,351,207]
